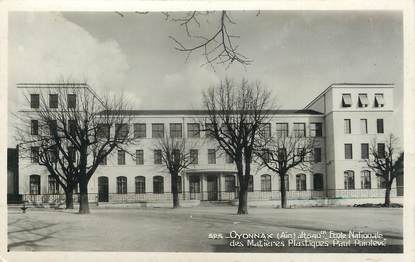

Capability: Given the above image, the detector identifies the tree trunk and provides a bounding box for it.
[280,174,287,208]
[65,189,74,209]
[171,173,180,208]
[237,189,248,214]
[384,185,391,207]
[79,178,90,214]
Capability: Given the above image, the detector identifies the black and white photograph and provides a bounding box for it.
[1,1,414,261]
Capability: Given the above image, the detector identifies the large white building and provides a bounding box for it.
[16,83,401,207]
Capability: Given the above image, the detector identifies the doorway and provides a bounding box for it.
[206,175,218,201]
[98,176,109,202]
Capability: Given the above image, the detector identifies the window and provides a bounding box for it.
[293,123,306,137]
[97,124,110,138]
[68,147,76,163]
[187,123,200,138]
[172,149,180,164]
[377,176,387,189]
[248,175,254,192]
[48,175,59,194]
[136,150,144,165]
[208,149,216,164]
[358,94,369,108]
[260,123,271,138]
[68,120,77,137]
[49,146,58,163]
[176,176,182,193]
[154,149,162,164]
[314,148,322,163]
[190,149,198,164]
[377,119,384,134]
[31,146,39,163]
[344,170,355,189]
[225,152,233,164]
[49,94,58,108]
[170,123,182,138]
[374,93,385,107]
[278,148,287,161]
[310,123,322,137]
[261,174,271,192]
[225,175,235,192]
[342,94,352,107]
[31,120,39,135]
[296,148,306,162]
[261,149,271,163]
[360,119,367,134]
[313,173,324,191]
[152,123,164,138]
[276,123,289,137]
[115,124,129,139]
[116,176,127,194]
[344,119,351,134]
[189,176,201,194]
[48,120,58,136]
[135,176,145,194]
[29,175,41,194]
[361,170,371,189]
[344,144,353,159]
[153,176,164,193]
[67,94,76,108]
[118,150,126,165]
[98,150,107,165]
[280,175,289,191]
[361,143,369,159]
[205,123,216,138]
[377,143,386,158]
[296,174,306,191]
[134,123,146,138]
[30,94,39,108]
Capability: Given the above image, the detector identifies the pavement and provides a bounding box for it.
[7,205,403,252]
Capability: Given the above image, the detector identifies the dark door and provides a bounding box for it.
[98,176,109,202]
[206,175,218,201]
[189,175,201,200]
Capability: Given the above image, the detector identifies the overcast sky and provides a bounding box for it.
[8,11,403,146]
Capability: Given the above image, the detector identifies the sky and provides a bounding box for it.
[8,11,403,146]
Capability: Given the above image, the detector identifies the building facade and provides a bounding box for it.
[16,83,401,206]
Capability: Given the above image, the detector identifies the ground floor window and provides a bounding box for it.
[153,176,164,194]
[313,173,324,191]
[30,175,40,195]
[296,174,306,191]
[48,175,59,194]
[344,170,355,189]
[135,176,145,194]
[377,175,388,189]
[189,175,200,193]
[261,174,271,192]
[117,176,127,194]
[360,170,371,189]
[224,175,235,192]
[176,176,182,193]
[248,175,254,192]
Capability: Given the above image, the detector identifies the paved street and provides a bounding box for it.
[8,206,403,252]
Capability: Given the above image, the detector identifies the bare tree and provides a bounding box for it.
[255,133,316,208]
[16,82,137,214]
[202,78,273,214]
[154,137,195,208]
[366,134,402,206]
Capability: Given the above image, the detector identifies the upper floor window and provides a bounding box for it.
[341,94,352,107]
[118,150,126,165]
[377,143,386,158]
[190,149,198,164]
[48,120,58,136]
[136,150,144,165]
[152,123,164,138]
[187,123,200,138]
[170,123,182,138]
[31,120,39,135]
[310,123,322,137]
[49,94,58,108]
[204,123,216,139]
[31,146,39,163]
[293,123,306,137]
[377,119,384,134]
[360,119,367,134]
[98,150,107,165]
[67,94,76,108]
[314,147,322,163]
[361,143,369,159]
[259,123,271,138]
[30,94,40,108]
[96,123,110,138]
[358,93,369,108]
[276,123,289,137]
[134,123,146,138]
[208,149,216,164]
[154,149,162,164]
[344,144,353,159]
[344,119,351,134]
[374,93,385,107]
[115,124,129,139]
[68,146,76,163]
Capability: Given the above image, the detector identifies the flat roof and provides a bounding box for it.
[100,109,323,116]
